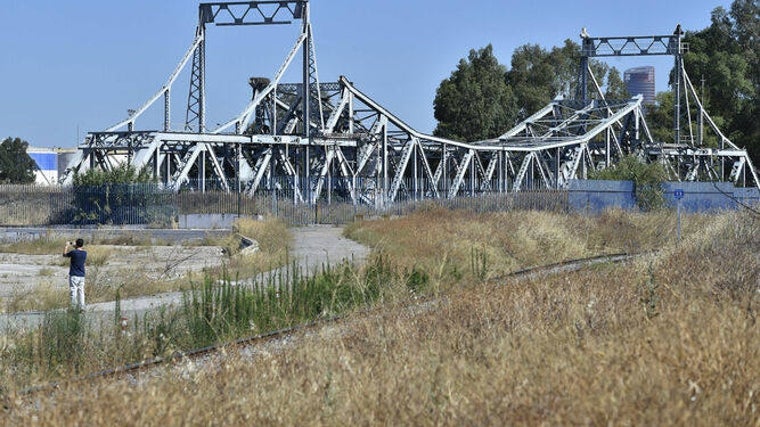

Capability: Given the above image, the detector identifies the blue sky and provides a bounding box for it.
[0,0,731,148]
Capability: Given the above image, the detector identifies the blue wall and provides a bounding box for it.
[734,187,760,207]
[661,182,748,212]
[568,180,635,213]
[568,179,760,213]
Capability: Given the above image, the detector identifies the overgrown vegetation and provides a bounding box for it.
[204,216,291,280]
[0,255,389,389]
[69,164,171,225]
[345,207,701,290]
[589,154,669,211]
[3,208,757,425]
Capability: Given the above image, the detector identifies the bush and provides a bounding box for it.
[69,165,173,225]
[589,155,668,211]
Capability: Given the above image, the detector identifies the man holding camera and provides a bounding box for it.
[63,238,87,310]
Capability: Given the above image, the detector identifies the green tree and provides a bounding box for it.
[604,67,629,100]
[434,39,625,142]
[0,137,37,184]
[72,163,153,187]
[507,44,559,117]
[645,92,676,143]
[507,41,581,117]
[682,2,759,163]
[728,0,760,162]
[71,164,166,224]
[507,40,612,113]
[433,44,518,141]
[730,0,760,78]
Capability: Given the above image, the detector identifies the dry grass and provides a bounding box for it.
[1,218,290,311]
[344,207,707,290]
[207,216,292,279]
[4,209,758,425]
[4,281,67,313]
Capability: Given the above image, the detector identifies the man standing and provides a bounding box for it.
[63,238,87,310]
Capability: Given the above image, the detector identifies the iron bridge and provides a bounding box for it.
[62,1,760,206]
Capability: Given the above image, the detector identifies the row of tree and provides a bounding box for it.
[432,0,760,165]
[433,40,627,142]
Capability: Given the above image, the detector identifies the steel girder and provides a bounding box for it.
[62,10,759,202]
[68,78,757,203]
[640,60,760,188]
[67,78,656,205]
[579,26,759,190]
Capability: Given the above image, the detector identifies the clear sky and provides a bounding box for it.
[0,0,732,148]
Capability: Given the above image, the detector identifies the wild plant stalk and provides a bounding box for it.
[641,261,659,319]
[3,209,759,425]
[39,309,86,376]
[470,246,489,282]
[181,259,386,349]
[2,256,395,389]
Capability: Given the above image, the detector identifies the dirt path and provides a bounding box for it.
[0,226,369,330]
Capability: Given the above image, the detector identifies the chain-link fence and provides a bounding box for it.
[0,184,570,227]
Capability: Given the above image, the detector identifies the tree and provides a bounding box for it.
[730,0,760,79]
[728,0,760,161]
[506,44,559,118]
[434,40,620,142]
[645,91,676,143]
[604,67,629,100]
[506,39,613,118]
[0,137,37,184]
[681,2,760,163]
[506,41,583,117]
[433,44,518,141]
[72,163,153,187]
[71,164,166,224]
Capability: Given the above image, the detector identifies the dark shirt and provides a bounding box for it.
[64,249,87,277]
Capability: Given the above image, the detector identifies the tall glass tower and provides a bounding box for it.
[624,66,655,105]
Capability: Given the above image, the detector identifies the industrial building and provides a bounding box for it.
[25,147,77,186]
[26,147,58,185]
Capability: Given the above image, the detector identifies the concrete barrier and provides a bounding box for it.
[178,213,239,229]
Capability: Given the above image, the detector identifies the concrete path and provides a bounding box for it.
[0,225,369,330]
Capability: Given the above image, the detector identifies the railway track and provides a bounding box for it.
[17,251,643,396]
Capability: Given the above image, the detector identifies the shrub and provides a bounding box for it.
[589,154,668,211]
[69,165,173,225]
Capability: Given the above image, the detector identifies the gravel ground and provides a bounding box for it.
[0,225,369,330]
[0,246,225,304]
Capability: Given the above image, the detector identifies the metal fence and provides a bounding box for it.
[0,184,570,227]
[4,180,754,228]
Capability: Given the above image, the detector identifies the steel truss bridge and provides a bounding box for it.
[62,1,760,206]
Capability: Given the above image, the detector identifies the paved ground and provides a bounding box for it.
[0,225,369,331]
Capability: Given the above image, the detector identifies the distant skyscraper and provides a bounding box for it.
[624,66,655,105]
